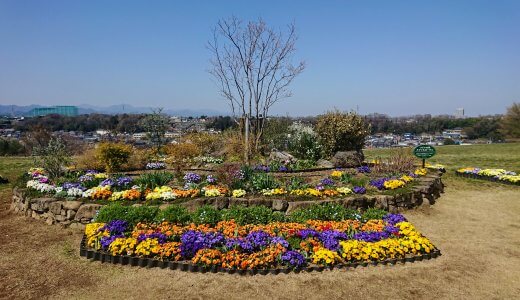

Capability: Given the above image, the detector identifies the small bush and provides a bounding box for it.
[315,110,371,157]
[32,137,71,179]
[155,205,192,224]
[0,138,26,155]
[372,148,416,175]
[287,123,322,160]
[95,142,132,173]
[76,148,105,171]
[165,142,201,163]
[95,204,159,226]
[191,205,221,225]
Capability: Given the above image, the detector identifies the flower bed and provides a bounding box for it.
[23,166,434,202]
[80,212,440,274]
[455,167,520,185]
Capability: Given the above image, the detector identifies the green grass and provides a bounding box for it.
[364,143,520,172]
[0,156,33,197]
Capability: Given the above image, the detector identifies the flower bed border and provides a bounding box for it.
[455,172,520,186]
[79,235,441,275]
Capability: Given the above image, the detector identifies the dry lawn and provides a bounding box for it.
[1,176,519,299]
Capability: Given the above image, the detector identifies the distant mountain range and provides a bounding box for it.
[0,104,227,117]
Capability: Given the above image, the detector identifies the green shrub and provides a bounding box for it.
[349,176,369,187]
[315,110,371,157]
[94,203,129,223]
[290,159,316,170]
[136,171,174,189]
[156,205,192,224]
[287,123,322,160]
[191,205,221,225]
[285,176,308,191]
[361,208,388,221]
[95,142,132,173]
[95,203,159,226]
[32,137,71,179]
[289,203,358,223]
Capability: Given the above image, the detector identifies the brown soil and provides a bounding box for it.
[1,177,519,300]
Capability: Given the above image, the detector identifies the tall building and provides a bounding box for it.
[29,106,78,117]
[455,108,464,118]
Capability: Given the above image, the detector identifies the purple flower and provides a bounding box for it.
[321,178,335,186]
[279,165,289,172]
[86,170,99,175]
[357,166,371,173]
[116,176,133,186]
[270,236,289,248]
[183,172,201,184]
[254,165,270,172]
[246,230,271,249]
[100,235,122,249]
[79,175,93,182]
[137,232,168,244]
[233,170,245,180]
[353,231,390,242]
[383,213,407,225]
[315,183,325,191]
[100,178,115,187]
[319,230,348,250]
[298,229,319,239]
[369,178,388,190]
[146,162,166,170]
[281,250,307,268]
[39,177,49,183]
[100,220,128,235]
[353,186,366,194]
[225,238,254,252]
[62,182,84,190]
[180,230,225,258]
[206,175,217,184]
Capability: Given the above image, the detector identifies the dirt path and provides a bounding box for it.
[1,178,519,300]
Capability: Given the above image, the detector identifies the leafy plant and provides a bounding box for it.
[285,176,308,191]
[95,204,160,226]
[156,205,192,224]
[250,173,279,191]
[192,205,221,225]
[349,176,369,188]
[361,208,388,221]
[136,171,174,189]
[290,159,316,170]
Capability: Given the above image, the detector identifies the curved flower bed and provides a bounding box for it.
[81,213,440,274]
[455,167,520,185]
[25,167,432,202]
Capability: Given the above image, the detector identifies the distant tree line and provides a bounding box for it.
[365,114,503,140]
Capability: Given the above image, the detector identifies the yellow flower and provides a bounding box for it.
[330,170,343,178]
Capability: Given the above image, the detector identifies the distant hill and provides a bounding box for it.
[0,104,227,117]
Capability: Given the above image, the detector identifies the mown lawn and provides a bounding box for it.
[364,142,520,171]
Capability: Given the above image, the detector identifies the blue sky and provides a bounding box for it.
[0,0,519,116]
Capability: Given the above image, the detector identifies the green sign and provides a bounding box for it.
[413,145,436,159]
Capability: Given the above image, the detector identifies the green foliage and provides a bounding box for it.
[291,159,316,170]
[155,205,192,224]
[287,123,322,160]
[500,102,520,139]
[349,176,369,187]
[316,110,371,157]
[289,203,358,223]
[285,176,308,191]
[95,203,160,226]
[136,171,174,189]
[95,142,132,173]
[192,205,221,225]
[261,117,292,151]
[250,173,279,191]
[32,137,71,179]
[361,208,388,221]
[221,205,285,225]
[0,138,26,156]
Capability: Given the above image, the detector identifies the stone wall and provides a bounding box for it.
[11,172,444,229]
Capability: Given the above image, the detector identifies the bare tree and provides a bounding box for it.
[208,16,305,152]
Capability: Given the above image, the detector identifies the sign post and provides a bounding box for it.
[413,145,436,168]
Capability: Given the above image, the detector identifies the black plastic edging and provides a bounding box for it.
[79,235,441,275]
